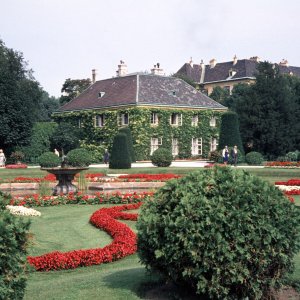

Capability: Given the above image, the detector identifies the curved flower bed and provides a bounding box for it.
[27,202,141,271]
[10,191,153,207]
[5,164,28,169]
[265,161,300,168]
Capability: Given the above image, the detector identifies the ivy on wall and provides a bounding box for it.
[53,107,223,160]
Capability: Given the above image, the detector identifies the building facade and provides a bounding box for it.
[55,63,227,160]
[177,56,300,95]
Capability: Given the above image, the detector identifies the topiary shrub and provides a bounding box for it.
[245,151,264,165]
[66,148,92,167]
[137,167,300,299]
[285,151,300,162]
[38,152,61,167]
[119,127,136,162]
[0,192,30,299]
[151,148,172,167]
[208,150,222,163]
[109,133,131,169]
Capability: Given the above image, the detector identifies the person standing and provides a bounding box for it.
[222,146,229,165]
[103,149,110,165]
[0,149,6,167]
[231,145,238,167]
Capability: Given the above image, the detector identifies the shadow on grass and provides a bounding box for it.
[102,267,210,300]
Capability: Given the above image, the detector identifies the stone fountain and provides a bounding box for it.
[41,158,88,196]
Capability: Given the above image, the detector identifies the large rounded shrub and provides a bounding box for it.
[66,148,92,167]
[137,167,300,299]
[245,151,264,165]
[151,148,172,167]
[38,152,61,167]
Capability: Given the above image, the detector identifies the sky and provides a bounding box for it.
[1,0,300,97]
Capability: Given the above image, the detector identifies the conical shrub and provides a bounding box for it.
[109,133,131,169]
[119,127,136,162]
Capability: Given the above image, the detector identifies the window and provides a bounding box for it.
[191,115,198,126]
[94,114,105,127]
[172,138,179,156]
[191,138,202,155]
[150,112,159,125]
[150,137,162,155]
[98,92,105,98]
[210,137,218,151]
[118,112,129,126]
[170,113,182,126]
[209,116,216,127]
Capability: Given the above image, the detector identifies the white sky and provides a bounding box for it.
[1,0,299,97]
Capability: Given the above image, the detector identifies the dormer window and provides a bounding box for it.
[98,92,105,98]
[229,69,237,77]
[170,113,182,126]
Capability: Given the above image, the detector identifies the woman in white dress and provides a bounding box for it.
[0,149,6,167]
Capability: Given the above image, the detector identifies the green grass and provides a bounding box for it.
[1,166,298,299]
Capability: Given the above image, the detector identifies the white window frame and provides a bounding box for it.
[172,138,179,156]
[150,112,159,126]
[170,113,182,126]
[150,137,162,155]
[210,137,218,151]
[94,114,105,127]
[118,112,129,126]
[191,138,202,156]
[191,115,199,126]
[210,116,217,127]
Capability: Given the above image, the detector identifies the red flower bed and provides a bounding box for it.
[275,179,300,186]
[27,202,142,271]
[118,173,181,182]
[265,161,300,168]
[5,164,28,169]
[13,173,56,183]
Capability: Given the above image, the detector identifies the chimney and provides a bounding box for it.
[116,60,128,77]
[151,63,164,75]
[279,59,289,67]
[92,69,96,83]
[199,59,205,84]
[233,55,238,65]
[189,57,193,67]
[209,58,217,68]
[250,56,260,62]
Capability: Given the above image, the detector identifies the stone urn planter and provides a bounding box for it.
[41,167,88,196]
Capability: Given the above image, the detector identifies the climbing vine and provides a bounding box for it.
[53,107,223,160]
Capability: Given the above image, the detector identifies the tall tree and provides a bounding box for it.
[0,39,44,152]
[209,86,230,104]
[59,78,91,106]
[227,62,300,157]
[38,91,60,121]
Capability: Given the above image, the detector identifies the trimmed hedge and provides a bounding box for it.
[109,133,131,169]
[38,152,61,168]
[137,167,300,299]
[0,192,30,299]
[245,151,264,165]
[66,148,92,167]
[151,148,172,167]
[119,127,136,162]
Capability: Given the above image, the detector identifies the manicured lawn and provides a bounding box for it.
[1,166,298,299]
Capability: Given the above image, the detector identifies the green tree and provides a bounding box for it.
[119,127,136,162]
[209,86,230,104]
[50,122,82,154]
[109,133,131,169]
[59,78,91,106]
[218,111,243,153]
[0,39,44,152]
[38,91,60,121]
[227,62,300,157]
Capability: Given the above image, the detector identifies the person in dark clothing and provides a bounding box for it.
[103,149,110,164]
[231,145,238,166]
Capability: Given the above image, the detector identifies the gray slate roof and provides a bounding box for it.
[177,59,300,84]
[58,74,226,112]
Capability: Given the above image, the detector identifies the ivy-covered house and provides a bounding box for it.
[55,67,227,160]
